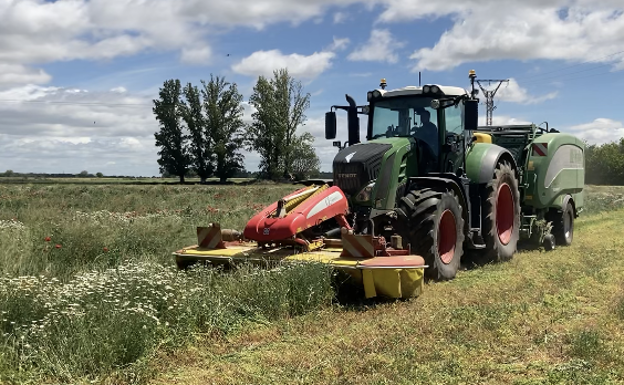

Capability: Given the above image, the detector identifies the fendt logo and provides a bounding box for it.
[345,152,356,163]
[338,173,358,178]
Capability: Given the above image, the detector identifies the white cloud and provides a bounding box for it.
[565,118,624,145]
[177,0,365,29]
[0,134,158,176]
[4,0,624,89]
[110,86,127,93]
[180,46,212,65]
[478,115,532,126]
[0,0,370,87]
[487,78,558,105]
[347,29,405,64]
[333,12,347,23]
[397,0,624,72]
[0,85,155,139]
[0,64,51,86]
[232,49,336,80]
[328,37,351,51]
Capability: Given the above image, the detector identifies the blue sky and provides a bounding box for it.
[0,0,623,176]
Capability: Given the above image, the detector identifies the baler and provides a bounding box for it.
[173,70,585,300]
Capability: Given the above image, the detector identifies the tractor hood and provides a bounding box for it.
[332,142,392,197]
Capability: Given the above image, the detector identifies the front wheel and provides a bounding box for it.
[397,188,465,281]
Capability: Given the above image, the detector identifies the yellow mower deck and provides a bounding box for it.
[173,243,426,300]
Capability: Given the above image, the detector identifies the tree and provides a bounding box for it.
[181,82,212,183]
[272,69,311,177]
[96,172,104,178]
[247,75,281,179]
[153,79,191,183]
[247,68,311,180]
[290,132,321,180]
[202,75,246,183]
[585,137,624,185]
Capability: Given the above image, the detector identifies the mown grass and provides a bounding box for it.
[0,183,623,384]
[149,205,624,385]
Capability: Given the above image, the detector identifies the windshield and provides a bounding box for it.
[370,96,439,151]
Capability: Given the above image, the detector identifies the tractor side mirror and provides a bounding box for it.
[325,111,337,140]
[464,99,479,132]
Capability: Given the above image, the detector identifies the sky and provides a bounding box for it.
[1,0,624,176]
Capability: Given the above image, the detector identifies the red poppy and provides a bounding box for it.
[55,244,61,249]
[103,247,109,252]
[44,237,51,242]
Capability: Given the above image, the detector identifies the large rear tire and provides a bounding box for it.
[481,161,521,262]
[397,188,465,281]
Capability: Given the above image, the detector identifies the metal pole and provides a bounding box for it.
[476,79,509,126]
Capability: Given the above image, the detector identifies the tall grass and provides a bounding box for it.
[0,262,334,384]
[0,184,295,277]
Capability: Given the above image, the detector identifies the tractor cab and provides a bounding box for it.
[325,78,479,210]
[325,79,479,178]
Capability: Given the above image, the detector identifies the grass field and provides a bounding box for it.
[0,177,257,185]
[1,183,624,384]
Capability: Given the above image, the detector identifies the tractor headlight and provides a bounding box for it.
[430,85,440,94]
[372,90,382,99]
[367,91,373,101]
[423,85,431,93]
[356,182,375,202]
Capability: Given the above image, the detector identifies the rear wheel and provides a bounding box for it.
[397,188,465,280]
[551,201,574,246]
[481,161,521,262]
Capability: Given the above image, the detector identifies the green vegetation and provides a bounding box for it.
[585,138,624,185]
[153,68,321,183]
[247,68,319,180]
[0,183,623,384]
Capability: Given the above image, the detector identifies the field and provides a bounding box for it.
[1,183,624,384]
[0,177,256,185]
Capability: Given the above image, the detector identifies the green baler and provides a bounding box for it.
[470,124,584,248]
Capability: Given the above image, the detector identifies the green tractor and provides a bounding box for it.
[172,70,585,299]
[323,70,585,280]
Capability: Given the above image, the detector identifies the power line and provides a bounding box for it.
[476,79,509,126]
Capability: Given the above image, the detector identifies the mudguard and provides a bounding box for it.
[244,185,349,242]
[406,174,470,234]
[466,143,518,184]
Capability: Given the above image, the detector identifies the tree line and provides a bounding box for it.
[585,138,624,185]
[153,68,320,183]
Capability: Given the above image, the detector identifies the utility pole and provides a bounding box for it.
[476,78,509,126]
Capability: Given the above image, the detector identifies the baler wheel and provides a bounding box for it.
[551,201,574,246]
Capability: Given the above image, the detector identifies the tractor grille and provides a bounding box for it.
[333,143,391,196]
